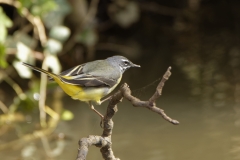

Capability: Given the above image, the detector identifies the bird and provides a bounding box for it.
[22,55,140,118]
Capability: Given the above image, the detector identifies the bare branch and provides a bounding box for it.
[76,67,179,160]
[149,66,172,103]
[6,48,45,60]
[0,100,8,113]
[76,136,118,160]
[120,67,179,125]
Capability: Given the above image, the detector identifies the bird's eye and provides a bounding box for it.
[123,61,129,65]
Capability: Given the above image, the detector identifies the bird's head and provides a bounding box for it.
[107,56,140,73]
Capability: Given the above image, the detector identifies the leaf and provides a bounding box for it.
[0,7,13,28]
[45,54,62,74]
[0,43,8,68]
[78,28,98,46]
[21,144,37,158]
[61,109,74,121]
[16,95,37,113]
[15,42,35,78]
[49,25,70,42]
[31,0,57,17]
[16,42,34,63]
[13,60,33,79]
[18,0,32,9]
[109,1,140,28]
[45,39,63,55]
[0,7,13,43]
[5,31,37,49]
[43,0,71,28]
[0,25,7,43]
[15,31,37,49]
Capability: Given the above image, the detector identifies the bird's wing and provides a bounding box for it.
[59,64,85,77]
[59,64,117,87]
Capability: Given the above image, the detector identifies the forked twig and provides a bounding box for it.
[76,67,179,160]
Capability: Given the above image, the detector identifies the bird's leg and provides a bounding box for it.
[88,101,104,119]
[88,101,104,128]
[98,96,112,105]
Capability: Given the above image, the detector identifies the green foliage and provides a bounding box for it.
[18,0,32,9]
[42,0,71,28]
[19,0,57,17]
[29,79,41,94]
[78,28,98,46]
[109,1,139,28]
[0,7,13,68]
[0,44,8,68]
[18,0,71,29]
[13,60,33,79]
[49,25,70,42]
[0,7,13,43]
[10,80,40,113]
[1,0,72,121]
[8,33,37,78]
[11,1,71,77]
[45,39,63,55]
[5,31,37,49]
[44,54,62,74]
[16,95,37,113]
[32,1,57,16]
[61,109,74,121]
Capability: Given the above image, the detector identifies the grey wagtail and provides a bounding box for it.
[22,56,140,118]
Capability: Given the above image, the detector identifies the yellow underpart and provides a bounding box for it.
[52,76,104,103]
[23,64,107,104]
[61,75,74,80]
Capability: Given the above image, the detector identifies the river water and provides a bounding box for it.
[0,56,239,160]
[58,76,239,160]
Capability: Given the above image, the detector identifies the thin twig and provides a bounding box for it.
[0,100,8,113]
[6,48,45,60]
[39,60,48,128]
[149,66,172,103]
[4,75,27,113]
[76,67,179,160]
[121,67,179,125]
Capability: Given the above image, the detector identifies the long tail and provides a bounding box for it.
[22,62,58,79]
